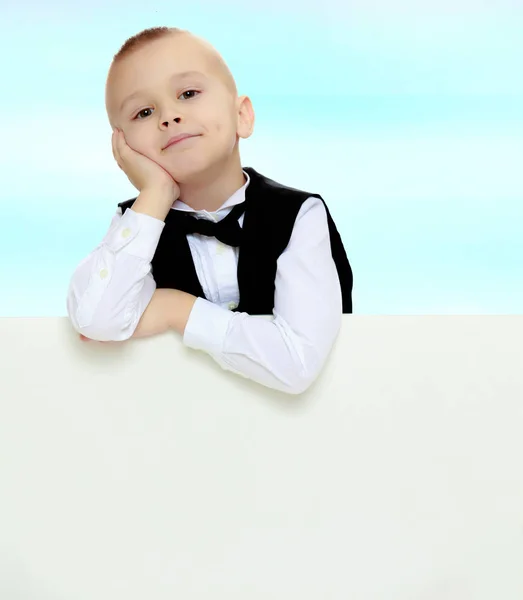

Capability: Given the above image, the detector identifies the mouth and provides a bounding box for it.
[163,134,200,150]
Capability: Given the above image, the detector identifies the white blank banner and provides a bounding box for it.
[0,316,522,599]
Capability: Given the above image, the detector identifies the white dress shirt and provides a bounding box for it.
[66,170,343,394]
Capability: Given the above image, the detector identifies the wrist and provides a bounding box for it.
[132,187,176,221]
[166,289,198,335]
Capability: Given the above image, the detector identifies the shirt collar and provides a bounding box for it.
[171,169,250,216]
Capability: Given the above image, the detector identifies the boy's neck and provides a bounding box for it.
[177,158,246,213]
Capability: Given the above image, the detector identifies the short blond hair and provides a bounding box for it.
[111,26,187,65]
[107,26,238,98]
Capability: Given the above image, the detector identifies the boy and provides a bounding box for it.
[67,26,353,395]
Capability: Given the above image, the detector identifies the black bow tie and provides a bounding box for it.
[167,201,247,247]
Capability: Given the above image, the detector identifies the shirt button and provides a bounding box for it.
[121,227,131,238]
[216,243,225,255]
[100,268,109,279]
[228,301,238,310]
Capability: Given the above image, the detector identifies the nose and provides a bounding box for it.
[157,99,185,127]
[162,116,181,127]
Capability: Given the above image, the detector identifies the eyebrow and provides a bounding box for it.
[119,70,208,111]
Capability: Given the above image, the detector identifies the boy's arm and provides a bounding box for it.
[66,206,165,341]
[130,288,196,339]
[181,197,343,395]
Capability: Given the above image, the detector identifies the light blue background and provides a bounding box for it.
[1,1,521,315]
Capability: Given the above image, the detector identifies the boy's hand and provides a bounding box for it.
[112,128,180,201]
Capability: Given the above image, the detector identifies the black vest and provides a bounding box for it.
[118,166,353,314]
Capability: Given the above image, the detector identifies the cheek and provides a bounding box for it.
[126,131,153,154]
[213,118,237,141]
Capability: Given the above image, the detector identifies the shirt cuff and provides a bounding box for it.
[183,297,235,355]
[104,208,165,261]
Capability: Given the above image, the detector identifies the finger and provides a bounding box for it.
[117,129,130,156]
[114,130,129,163]
[111,130,118,162]
[112,130,124,169]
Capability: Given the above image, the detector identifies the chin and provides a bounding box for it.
[166,160,211,183]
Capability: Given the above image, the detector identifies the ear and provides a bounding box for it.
[236,95,255,139]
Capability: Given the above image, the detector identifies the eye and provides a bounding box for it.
[134,108,153,120]
[180,89,200,100]
[133,90,200,120]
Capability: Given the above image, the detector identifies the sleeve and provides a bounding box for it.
[66,207,165,341]
[182,196,343,394]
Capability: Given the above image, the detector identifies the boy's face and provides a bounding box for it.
[105,34,253,183]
